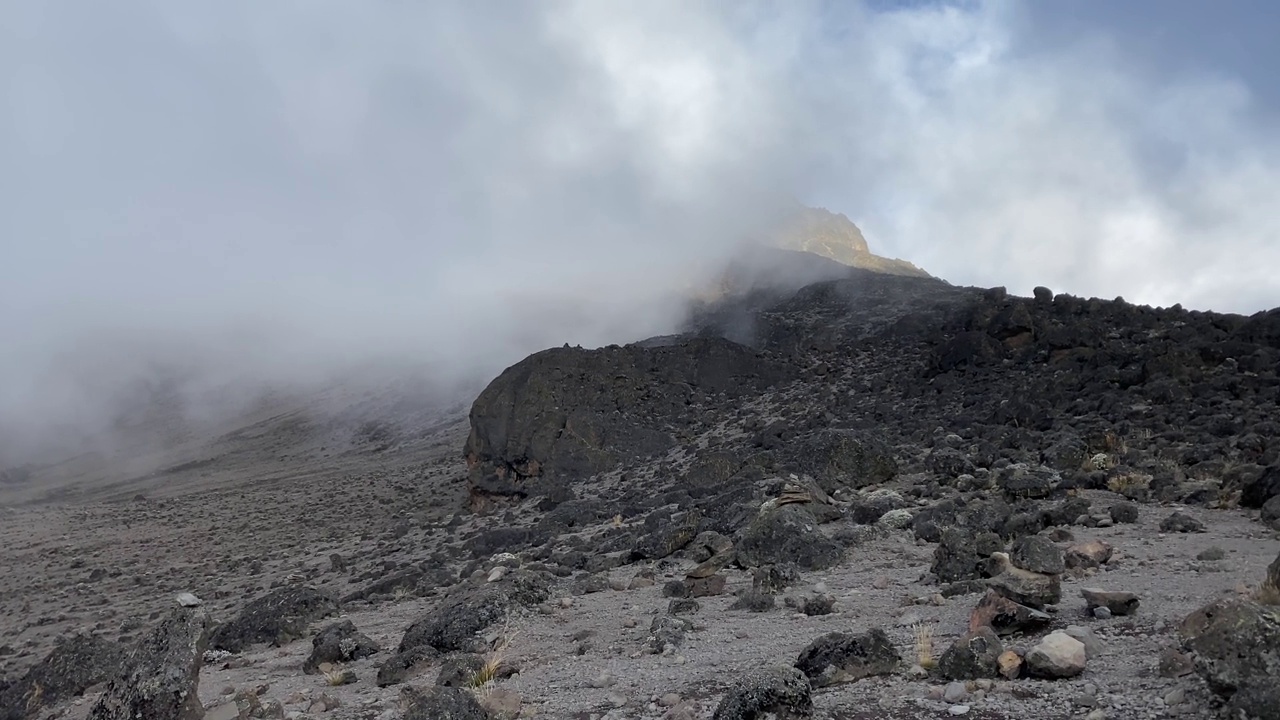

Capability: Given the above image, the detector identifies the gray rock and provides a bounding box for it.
[208,586,339,653]
[729,590,775,613]
[399,570,549,654]
[87,606,210,720]
[1063,625,1104,658]
[986,559,1061,609]
[736,505,844,571]
[932,528,1004,583]
[788,428,898,493]
[303,620,380,674]
[400,685,493,720]
[1081,588,1140,617]
[1109,502,1139,523]
[1180,598,1280,719]
[0,634,126,720]
[1159,512,1205,533]
[375,646,437,688]
[436,654,486,687]
[649,616,694,653]
[751,564,801,595]
[712,666,813,720]
[1026,632,1087,679]
[1010,535,1065,575]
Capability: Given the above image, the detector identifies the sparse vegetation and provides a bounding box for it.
[470,617,520,690]
[1255,579,1280,606]
[323,667,350,686]
[912,622,936,670]
[1107,470,1151,497]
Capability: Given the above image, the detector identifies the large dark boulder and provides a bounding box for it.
[463,337,793,503]
[793,628,900,687]
[937,627,1004,680]
[735,505,844,571]
[932,527,1004,583]
[208,586,339,653]
[303,620,381,674]
[399,570,549,654]
[712,665,813,720]
[400,685,494,720]
[1242,466,1280,509]
[1180,598,1280,719]
[87,606,210,720]
[781,429,898,493]
[0,634,125,720]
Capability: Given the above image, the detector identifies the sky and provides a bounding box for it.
[2,0,1279,456]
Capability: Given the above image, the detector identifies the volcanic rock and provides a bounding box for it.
[0,635,126,720]
[208,585,339,653]
[1180,598,1280,719]
[937,627,1003,680]
[735,505,843,571]
[399,570,549,654]
[302,620,381,674]
[793,628,900,687]
[400,685,494,720]
[1010,535,1065,575]
[712,665,813,720]
[87,606,210,720]
[463,337,793,503]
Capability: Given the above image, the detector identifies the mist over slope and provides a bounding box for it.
[0,207,903,491]
[5,1,1280,477]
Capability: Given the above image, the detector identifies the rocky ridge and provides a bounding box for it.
[2,247,1280,719]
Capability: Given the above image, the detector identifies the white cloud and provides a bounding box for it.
[1,0,1278,459]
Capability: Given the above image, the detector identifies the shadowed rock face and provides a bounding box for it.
[0,635,125,720]
[87,606,210,720]
[1180,598,1280,719]
[463,337,795,506]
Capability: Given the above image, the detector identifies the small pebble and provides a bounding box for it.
[1093,606,1112,619]
[948,705,971,716]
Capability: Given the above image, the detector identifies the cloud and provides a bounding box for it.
[1,0,1278,460]
[779,1,1280,313]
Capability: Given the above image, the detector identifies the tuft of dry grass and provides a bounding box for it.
[912,622,936,670]
[323,668,349,686]
[1106,471,1151,497]
[470,617,521,689]
[1255,579,1280,606]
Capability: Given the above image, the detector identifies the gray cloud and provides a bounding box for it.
[2,0,1278,461]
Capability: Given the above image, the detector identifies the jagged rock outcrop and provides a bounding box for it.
[463,337,794,507]
[87,606,210,720]
[0,635,125,720]
[1180,598,1280,719]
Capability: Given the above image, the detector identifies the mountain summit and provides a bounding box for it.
[768,205,929,278]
